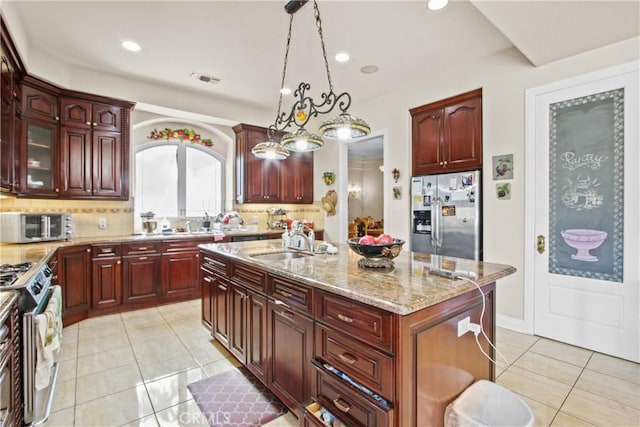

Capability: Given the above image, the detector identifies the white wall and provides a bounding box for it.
[319,39,640,322]
[347,159,384,222]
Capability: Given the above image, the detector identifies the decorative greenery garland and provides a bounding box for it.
[148,128,213,147]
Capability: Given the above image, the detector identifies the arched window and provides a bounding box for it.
[134,141,224,220]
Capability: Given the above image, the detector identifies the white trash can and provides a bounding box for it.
[444,380,535,427]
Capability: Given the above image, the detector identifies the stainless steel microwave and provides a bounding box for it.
[0,212,73,243]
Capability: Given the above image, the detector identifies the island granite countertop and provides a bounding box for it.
[199,240,516,315]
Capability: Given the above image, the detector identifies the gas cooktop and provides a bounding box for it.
[0,262,33,288]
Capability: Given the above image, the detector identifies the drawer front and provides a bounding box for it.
[316,324,394,400]
[201,252,228,276]
[316,367,391,427]
[122,242,161,256]
[231,262,266,293]
[315,292,394,353]
[162,238,210,253]
[303,402,346,427]
[91,243,122,258]
[270,275,312,314]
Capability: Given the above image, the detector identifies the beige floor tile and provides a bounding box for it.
[530,338,593,367]
[168,318,206,334]
[74,385,154,426]
[155,399,209,427]
[58,338,78,362]
[496,341,529,365]
[517,394,557,427]
[131,334,187,360]
[121,414,161,427]
[586,352,640,385]
[56,358,77,383]
[138,351,199,383]
[51,378,75,412]
[77,312,122,329]
[75,363,143,404]
[77,329,130,357]
[45,407,75,427]
[551,412,596,427]
[513,351,583,386]
[176,327,213,349]
[497,365,572,409]
[200,357,240,378]
[76,345,136,377]
[122,308,165,325]
[186,340,230,366]
[78,320,127,340]
[497,327,539,351]
[561,387,640,426]
[574,369,640,410]
[263,411,298,427]
[145,367,206,412]
[127,323,177,344]
[61,324,79,343]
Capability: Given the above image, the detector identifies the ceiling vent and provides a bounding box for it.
[190,72,221,84]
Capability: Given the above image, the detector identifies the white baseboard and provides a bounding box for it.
[496,314,532,334]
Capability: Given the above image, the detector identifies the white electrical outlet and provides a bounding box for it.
[98,218,107,230]
[457,316,470,337]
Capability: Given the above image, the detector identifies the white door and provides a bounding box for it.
[530,63,639,363]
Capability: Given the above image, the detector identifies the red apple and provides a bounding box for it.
[358,235,376,245]
[376,234,393,244]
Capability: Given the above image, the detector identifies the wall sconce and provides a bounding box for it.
[392,168,400,183]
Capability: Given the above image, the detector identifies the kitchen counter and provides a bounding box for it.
[199,240,515,315]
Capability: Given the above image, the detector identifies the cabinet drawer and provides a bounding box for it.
[201,252,228,276]
[162,238,210,253]
[315,365,392,427]
[270,275,312,314]
[91,243,122,258]
[231,262,266,293]
[302,402,347,427]
[122,242,161,256]
[316,324,394,400]
[315,291,394,353]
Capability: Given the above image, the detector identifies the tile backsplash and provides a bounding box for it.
[0,194,326,238]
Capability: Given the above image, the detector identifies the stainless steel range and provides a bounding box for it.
[0,262,61,426]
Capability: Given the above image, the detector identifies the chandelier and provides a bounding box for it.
[251,0,371,160]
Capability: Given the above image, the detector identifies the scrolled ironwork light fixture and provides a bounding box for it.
[251,0,371,159]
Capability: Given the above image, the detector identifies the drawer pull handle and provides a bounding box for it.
[279,291,293,298]
[274,299,291,310]
[337,313,354,323]
[138,247,148,250]
[333,397,351,413]
[338,353,357,364]
[276,310,293,320]
[204,277,212,283]
[139,256,148,260]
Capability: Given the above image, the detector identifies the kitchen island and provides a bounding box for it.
[199,240,515,427]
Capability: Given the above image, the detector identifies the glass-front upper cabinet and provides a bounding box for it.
[21,119,59,195]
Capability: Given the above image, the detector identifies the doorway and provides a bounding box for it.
[337,130,389,243]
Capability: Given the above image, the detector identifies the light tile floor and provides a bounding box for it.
[44,300,639,427]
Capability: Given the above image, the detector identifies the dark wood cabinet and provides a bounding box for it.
[411,89,482,176]
[59,126,91,196]
[1,22,23,193]
[61,97,122,132]
[162,239,209,302]
[229,282,248,362]
[58,245,91,325]
[0,301,22,427]
[246,288,268,384]
[20,118,59,195]
[122,243,162,305]
[233,123,313,204]
[91,244,122,312]
[21,83,59,123]
[200,266,214,329]
[267,298,314,416]
[212,275,230,347]
[280,150,314,203]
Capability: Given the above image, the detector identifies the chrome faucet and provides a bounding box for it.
[185,221,191,233]
[289,221,315,253]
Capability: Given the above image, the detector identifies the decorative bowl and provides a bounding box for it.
[347,237,405,268]
[560,229,607,262]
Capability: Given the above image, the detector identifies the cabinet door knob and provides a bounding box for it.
[86,248,90,253]
[86,121,91,126]
[439,162,444,166]
[93,122,97,126]
[116,260,121,265]
[55,188,59,192]
[55,116,60,121]
[195,254,199,258]
[443,161,448,165]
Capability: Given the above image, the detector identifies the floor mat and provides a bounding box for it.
[187,366,288,427]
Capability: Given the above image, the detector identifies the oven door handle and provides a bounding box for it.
[31,361,59,426]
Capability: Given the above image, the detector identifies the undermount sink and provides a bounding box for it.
[250,251,314,261]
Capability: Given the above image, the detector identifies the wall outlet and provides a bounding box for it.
[457,316,470,337]
[251,216,259,224]
[98,218,107,230]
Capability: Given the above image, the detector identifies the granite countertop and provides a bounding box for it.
[199,241,516,315]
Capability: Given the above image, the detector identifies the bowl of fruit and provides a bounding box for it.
[347,234,405,268]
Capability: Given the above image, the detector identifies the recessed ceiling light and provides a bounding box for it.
[122,40,141,52]
[428,0,448,11]
[335,52,350,63]
[280,87,291,95]
[360,65,379,74]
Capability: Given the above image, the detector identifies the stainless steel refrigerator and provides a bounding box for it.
[411,171,482,260]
